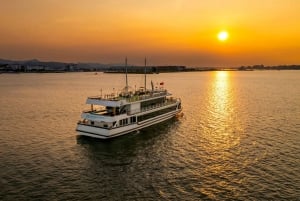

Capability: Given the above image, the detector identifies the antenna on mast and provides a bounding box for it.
[144,57,147,91]
[125,57,128,92]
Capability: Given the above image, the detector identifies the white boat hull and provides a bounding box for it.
[76,109,181,139]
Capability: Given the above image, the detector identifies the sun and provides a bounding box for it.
[218,31,229,41]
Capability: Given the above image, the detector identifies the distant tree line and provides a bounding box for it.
[1,58,300,73]
[238,64,300,71]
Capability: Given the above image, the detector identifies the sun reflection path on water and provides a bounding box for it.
[198,71,246,199]
[207,71,233,131]
[204,71,243,159]
[213,71,230,117]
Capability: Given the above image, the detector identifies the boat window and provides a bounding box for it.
[141,98,165,108]
[119,118,129,126]
[138,106,177,122]
[119,106,128,114]
[91,121,94,125]
[116,107,120,115]
[130,116,136,123]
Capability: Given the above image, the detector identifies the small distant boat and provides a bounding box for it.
[76,58,182,139]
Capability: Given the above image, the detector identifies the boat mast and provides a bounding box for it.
[125,57,128,92]
[144,57,147,91]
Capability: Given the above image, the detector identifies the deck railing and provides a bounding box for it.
[89,89,168,102]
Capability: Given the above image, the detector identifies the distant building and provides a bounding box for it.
[105,65,186,73]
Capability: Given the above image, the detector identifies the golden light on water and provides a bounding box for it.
[201,71,243,191]
[205,71,240,151]
[212,71,230,121]
[216,71,228,78]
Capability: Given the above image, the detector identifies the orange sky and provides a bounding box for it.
[1,0,300,66]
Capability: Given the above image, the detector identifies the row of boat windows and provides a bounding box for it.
[118,106,177,126]
[89,117,136,128]
[88,117,135,128]
[137,106,177,122]
[119,116,136,126]
[141,97,165,108]
[87,105,177,128]
[105,98,166,116]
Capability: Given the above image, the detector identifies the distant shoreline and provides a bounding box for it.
[1,58,300,73]
[1,68,300,75]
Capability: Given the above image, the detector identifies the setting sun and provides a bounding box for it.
[218,31,229,41]
[1,1,300,66]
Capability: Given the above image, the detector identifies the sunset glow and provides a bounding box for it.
[1,1,300,66]
[218,31,229,41]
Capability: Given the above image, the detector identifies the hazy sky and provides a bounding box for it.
[1,0,300,66]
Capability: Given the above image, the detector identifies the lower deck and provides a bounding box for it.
[78,103,179,130]
[76,108,181,139]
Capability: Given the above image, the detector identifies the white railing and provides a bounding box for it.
[88,89,168,102]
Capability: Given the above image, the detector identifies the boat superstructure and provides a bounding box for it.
[76,59,182,139]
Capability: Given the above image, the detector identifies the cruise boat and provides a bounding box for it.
[76,59,182,139]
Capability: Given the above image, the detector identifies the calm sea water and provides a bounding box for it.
[0,71,299,200]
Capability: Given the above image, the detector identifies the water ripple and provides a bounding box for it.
[1,71,300,200]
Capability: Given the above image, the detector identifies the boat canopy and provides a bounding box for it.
[86,98,125,107]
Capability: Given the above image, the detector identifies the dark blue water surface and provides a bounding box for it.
[0,71,299,200]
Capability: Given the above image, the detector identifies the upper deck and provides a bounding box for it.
[86,89,171,107]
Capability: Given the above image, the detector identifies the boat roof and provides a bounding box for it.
[86,89,171,107]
